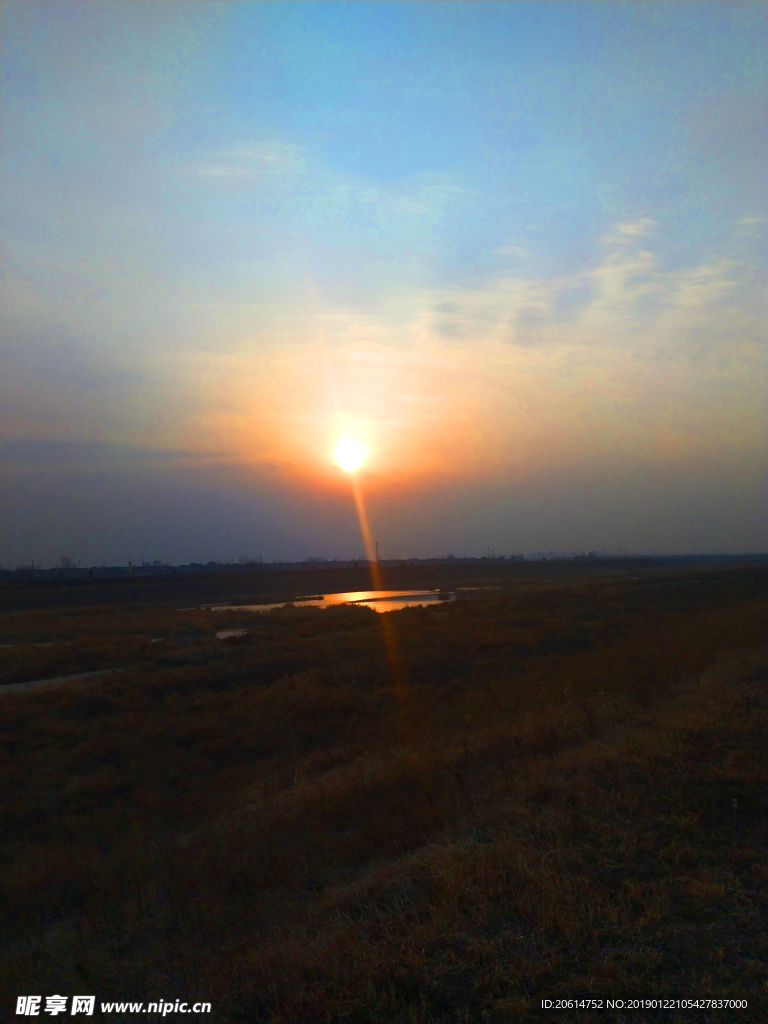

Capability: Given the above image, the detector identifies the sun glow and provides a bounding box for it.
[333,437,367,473]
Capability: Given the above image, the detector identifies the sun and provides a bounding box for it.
[333,437,367,473]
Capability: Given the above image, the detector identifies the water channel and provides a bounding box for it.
[212,590,453,615]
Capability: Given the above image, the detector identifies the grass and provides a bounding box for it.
[1,561,766,1021]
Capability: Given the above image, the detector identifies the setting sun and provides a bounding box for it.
[333,437,367,473]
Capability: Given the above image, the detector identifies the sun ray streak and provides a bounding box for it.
[350,475,414,746]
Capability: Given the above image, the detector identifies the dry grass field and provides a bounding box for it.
[1,561,766,1021]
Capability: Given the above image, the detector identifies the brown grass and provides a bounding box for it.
[1,563,766,1021]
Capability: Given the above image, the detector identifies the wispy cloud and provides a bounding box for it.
[0,440,215,464]
[495,245,530,258]
[194,142,306,179]
[176,216,758,366]
[615,218,657,236]
[349,180,472,219]
[416,218,755,356]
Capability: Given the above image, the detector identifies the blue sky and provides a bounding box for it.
[1,1,766,565]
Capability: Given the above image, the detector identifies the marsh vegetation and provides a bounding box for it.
[1,561,766,1021]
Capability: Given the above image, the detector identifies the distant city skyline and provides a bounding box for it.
[1,1,766,565]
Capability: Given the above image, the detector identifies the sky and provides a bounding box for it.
[1,0,766,566]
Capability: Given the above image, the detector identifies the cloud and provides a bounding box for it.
[0,440,214,465]
[495,245,530,258]
[351,180,472,219]
[307,216,750,366]
[281,217,757,363]
[616,218,657,236]
[194,142,306,179]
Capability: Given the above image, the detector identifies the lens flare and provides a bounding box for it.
[334,437,366,473]
[332,438,413,748]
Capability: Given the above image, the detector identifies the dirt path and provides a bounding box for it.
[0,666,128,694]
